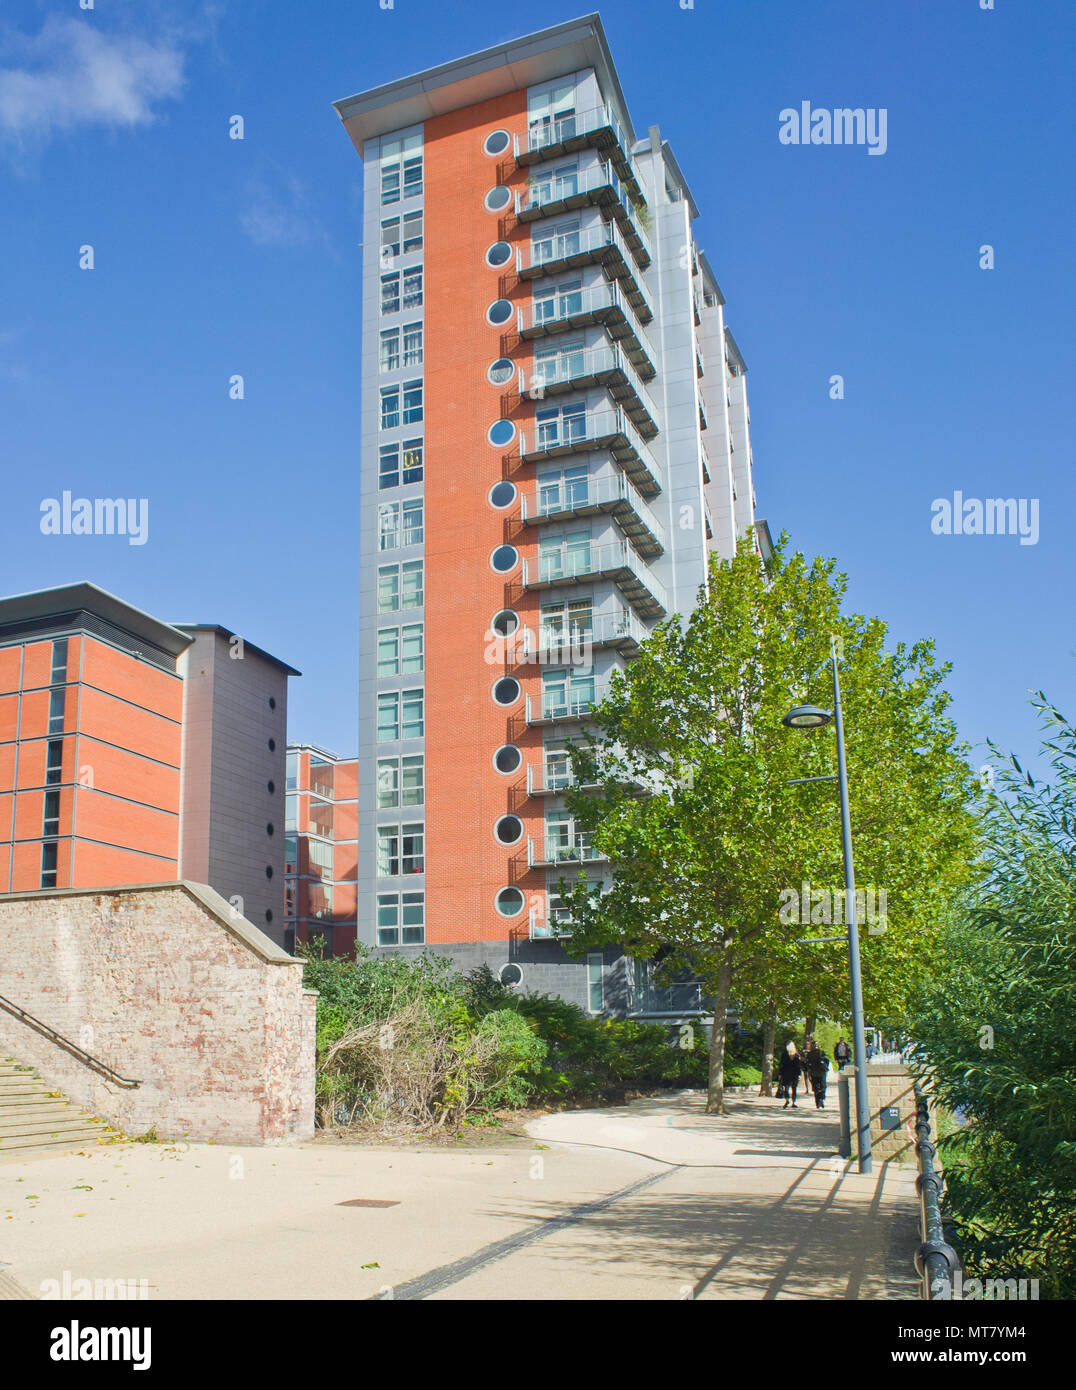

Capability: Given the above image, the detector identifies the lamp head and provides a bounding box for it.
[781,704,833,731]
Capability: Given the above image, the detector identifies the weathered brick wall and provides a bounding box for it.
[0,881,314,1144]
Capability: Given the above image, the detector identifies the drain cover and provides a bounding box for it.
[336,1199,400,1208]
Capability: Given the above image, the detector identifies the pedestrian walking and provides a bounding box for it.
[778,1041,801,1108]
[805,1039,830,1109]
[834,1037,852,1070]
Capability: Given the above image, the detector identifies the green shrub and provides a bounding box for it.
[725,1064,763,1088]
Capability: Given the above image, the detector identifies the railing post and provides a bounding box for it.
[913,1083,961,1300]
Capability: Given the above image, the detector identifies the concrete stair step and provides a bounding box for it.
[0,1056,123,1153]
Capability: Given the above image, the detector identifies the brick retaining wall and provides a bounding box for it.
[0,881,315,1144]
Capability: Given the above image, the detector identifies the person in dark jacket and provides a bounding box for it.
[778,1041,801,1108]
[834,1037,852,1070]
[805,1039,830,1108]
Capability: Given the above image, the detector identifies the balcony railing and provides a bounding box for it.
[520,469,664,557]
[516,280,655,378]
[525,689,602,726]
[527,834,607,869]
[517,607,649,662]
[516,223,653,324]
[528,905,573,940]
[522,538,667,619]
[515,163,651,269]
[518,407,661,500]
[526,763,597,796]
[513,104,643,202]
[519,344,658,440]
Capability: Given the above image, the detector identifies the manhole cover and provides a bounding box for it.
[336,1199,400,1208]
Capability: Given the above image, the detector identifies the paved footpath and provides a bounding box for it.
[0,1091,921,1301]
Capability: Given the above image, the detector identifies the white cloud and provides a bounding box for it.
[239,176,328,250]
[0,17,185,144]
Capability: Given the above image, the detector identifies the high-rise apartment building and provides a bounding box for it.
[0,583,297,941]
[284,744,359,955]
[333,14,766,1014]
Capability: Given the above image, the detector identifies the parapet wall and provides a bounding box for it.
[0,881,315,1144]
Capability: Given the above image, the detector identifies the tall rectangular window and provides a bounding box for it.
[50,639,68,684]
[376,822,425,876]
[377,623,423,676]
[380,271,400,315]
[379,328,400,373]
[379,760,423,809]
[380,132,422,206]
[48,687,65,735]
[401,378,423,424]
[40,841,58,890]
[376,689,424,742]
[378,499,423,551]
[378,560,424,613]
[43,790,60,837]
[380,384,401,430]
[402,322,423,368]
[378,439,423,490]
[587,953,604,1013]
[402,209,423,252]
[377,890,424,946]
[45,739,64,786]
[401,267,423,309]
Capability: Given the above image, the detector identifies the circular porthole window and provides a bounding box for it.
[495,887,525,918]
[488,419,516,447]
[484,130,511,157]
[492,677,521,706]
[487,298,513,326]
[499,963,523,988]
[488,358,514,386]
[495,815,524,846]
[484,185,512,213]
[490,544,518,573]
[486,241,513,268]
[488,481,516,509]
[490,610,519,637]
[493,744,522,774]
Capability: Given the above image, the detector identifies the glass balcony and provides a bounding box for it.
[516,281,654,380]
[527,834,607,869]
[518,343,658,441]
[513,105,644,203]
[515,163,651,269]
[528,905,573,940]
[525,688,603,726]
[516,223,653,324]
[520,469,664,558]
[518,406,661,501]
[526,763,598,796]
[517,607,650,663]
[522,538,667,619]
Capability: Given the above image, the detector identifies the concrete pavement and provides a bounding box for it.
[0,1091,921,1300]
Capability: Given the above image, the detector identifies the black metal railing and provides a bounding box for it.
[0,993,140,1089]
[913,1082,960,1298]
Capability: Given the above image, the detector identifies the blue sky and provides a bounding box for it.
[1,0,1072,771]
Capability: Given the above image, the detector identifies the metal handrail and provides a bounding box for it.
[519,343,659,426]
[913,1083,960,1299]
[520,470,665,549]
[0,992,140,1089]
[518,280,655,361]
[515,162,651,260]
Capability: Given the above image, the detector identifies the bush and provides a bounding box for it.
[725,1064,763,1088]
[908,696,1076,1299]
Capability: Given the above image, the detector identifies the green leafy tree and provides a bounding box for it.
[558,536,979,1112]
[908,695,1076,1297]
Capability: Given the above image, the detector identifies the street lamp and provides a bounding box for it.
[782,644,874,1175]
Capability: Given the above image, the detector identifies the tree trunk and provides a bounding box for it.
[805,1013,816,1042]
[705,943,734,1115]
[759,1004,776,1097]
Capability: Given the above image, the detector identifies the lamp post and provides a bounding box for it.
[782,643,873,1174]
